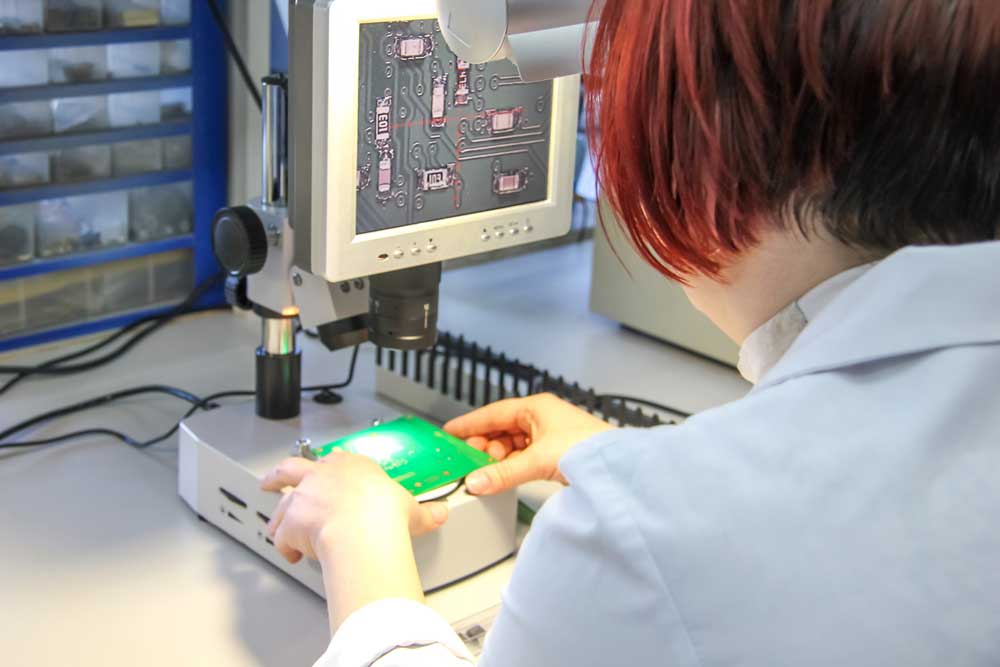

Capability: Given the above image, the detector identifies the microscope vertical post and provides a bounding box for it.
[262,73,288,206]
[255,73,301,420]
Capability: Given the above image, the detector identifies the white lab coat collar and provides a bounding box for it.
[738,263,875,384]
[755,241,1000,390]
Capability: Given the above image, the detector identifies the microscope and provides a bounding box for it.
[179,0,592,595]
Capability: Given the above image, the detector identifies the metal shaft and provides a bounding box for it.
[262,73,288,206]
[262,317,296,355]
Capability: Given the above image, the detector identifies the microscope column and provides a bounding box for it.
[255,73,300,419]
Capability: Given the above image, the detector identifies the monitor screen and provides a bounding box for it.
[356,19,554,235]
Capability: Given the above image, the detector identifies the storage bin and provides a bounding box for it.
[89,255,151,314]
[0,152,51,188]
[159,87,192,121]
[49,46,108,84]
[52,95,110,133]
[108,90,161,127]
[129,181,192,242]
[52,144,113,182]
[151,248,193,302]
[160,39,191,75]
[0,101,54,139]
[23,266,90,332]
[160,0,190,26]
[107,41,160,78]
[105,0,161,28]
[112,138,163,175]
[0,278,27,336]
[0,202,36,267]
[45,0,104,33]
[0,0,44,34]
[162,134,191,169]
[0,48,48,88]
[36,191,129,257]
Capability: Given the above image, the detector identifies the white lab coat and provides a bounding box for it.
[316,241,1000,667]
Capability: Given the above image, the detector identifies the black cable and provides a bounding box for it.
[0,273,224,396]
[207,0,263,110]
[303,344,360,392]
[595,394,693,419]
[0,347,362,452]
[0,385,211,448]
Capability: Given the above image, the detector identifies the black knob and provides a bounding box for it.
[212,206,268,277]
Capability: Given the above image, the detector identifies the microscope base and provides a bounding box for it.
[178,399,518,596]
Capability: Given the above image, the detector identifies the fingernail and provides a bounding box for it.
[429,503,448,523]
[465,473,486,494]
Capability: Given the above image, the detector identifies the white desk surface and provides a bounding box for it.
[0,242,748,666]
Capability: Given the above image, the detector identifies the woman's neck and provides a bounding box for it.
[682,227,881,344]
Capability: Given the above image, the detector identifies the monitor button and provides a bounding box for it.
[494,230,505,238]
[392,249,404,259]
[481,233,491,241]
[410,247,421,256]
[426,244,437,253]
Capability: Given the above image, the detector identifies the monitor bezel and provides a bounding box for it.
[305,0,581,283]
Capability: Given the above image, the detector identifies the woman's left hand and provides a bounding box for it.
[261,451,449,565]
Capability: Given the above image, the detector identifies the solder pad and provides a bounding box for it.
[356,18,555,235]
[311,415,495,496]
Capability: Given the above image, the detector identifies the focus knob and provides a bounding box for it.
[212,206,268,277]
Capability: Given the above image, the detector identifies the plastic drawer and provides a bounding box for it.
[0,279,27,336]
[36,191,129,257]
[45,0,104,33]
[23,268,90,332]
[0,1,44,35]
[162,135,192,169]
[108,90,161,127]
[0,153,51,188]
[160,39,192,75]
[105,0,161,28]
[0,101,54,140]
[49,45,108,84]
[52,95,110,134]
[112,138,163,175]
[107,41,161,78]
[0,49,48,88]
[0,203,36,267]
[150,249,193,303]
[129,181,193,242]
[52,145,113,183]
[89,255,152,315]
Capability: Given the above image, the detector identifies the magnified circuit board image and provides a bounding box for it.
[356,19,555,235]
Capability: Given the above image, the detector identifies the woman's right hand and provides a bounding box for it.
[444,393,615,495]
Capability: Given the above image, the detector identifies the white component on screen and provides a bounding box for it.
[486,107,522,134]
[454,59,471,105]
[395,34,434,60]
[377,151,393,195]
[431,74,447,128]
[420,165,456,192]
[493,168,529,195]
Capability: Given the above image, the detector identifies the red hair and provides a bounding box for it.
[585,1,1000,280]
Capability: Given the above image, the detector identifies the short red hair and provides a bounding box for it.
[586,1,1000,280]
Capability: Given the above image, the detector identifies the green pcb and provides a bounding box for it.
[311,416,494,496]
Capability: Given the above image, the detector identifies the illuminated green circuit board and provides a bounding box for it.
[311,416,494,496]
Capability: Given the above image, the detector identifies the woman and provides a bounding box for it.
[263,1,1000,665]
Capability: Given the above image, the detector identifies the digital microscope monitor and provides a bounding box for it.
[289,0,581,284]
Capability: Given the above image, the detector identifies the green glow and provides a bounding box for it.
[312,416,495,496]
